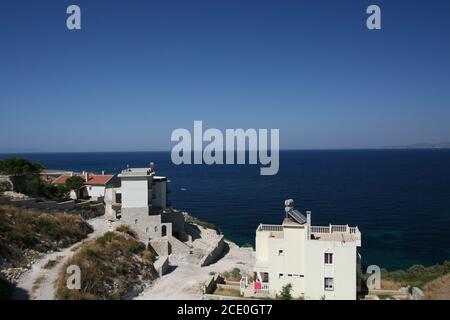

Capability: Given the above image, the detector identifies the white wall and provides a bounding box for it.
[255,225,307,298]
[121,177,149,208]
[304,240,357,300]
[86,185,105,199]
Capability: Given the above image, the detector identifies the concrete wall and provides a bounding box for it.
[162,210,188,241]
[153,256,169,277]
[152,180,166,209]
[121,207,162,241]
[150,239,170,256]
[121,177,150,209]
[200,235,225,267]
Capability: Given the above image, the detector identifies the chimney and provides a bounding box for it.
[85,172,89,182]
[70,172,74,177]
[102,170,105,175]
[150,162,155,173]
[306,210,312,240]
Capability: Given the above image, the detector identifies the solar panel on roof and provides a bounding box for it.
[288,209,307,224]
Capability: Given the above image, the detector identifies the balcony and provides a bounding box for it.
[310,224,361,245]
[256,224,284,238]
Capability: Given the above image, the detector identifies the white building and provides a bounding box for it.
[254,200,361,300]
[53,171,116,201]
[105,163,188,256]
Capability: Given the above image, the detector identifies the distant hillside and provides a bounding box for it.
[385,142,450,149]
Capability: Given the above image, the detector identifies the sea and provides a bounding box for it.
[1,149,450,271]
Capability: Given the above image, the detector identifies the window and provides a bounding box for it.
[325,253,333,265]
[278,249,284,256]
[278,273,285,279]
[325,277,334,291]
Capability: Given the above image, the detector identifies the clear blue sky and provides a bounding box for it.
[1,0,450,152]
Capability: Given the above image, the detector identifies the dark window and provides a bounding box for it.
[325,277,334,291]
[325,253,333,264]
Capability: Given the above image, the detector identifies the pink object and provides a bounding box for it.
[254,281,262,290]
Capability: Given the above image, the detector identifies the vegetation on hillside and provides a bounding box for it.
[55,228,157,300]
[381,260,450,289]
[0,157,70,200]
[0,205,92,266]
[0,158,43,176]
[185,215,220,233]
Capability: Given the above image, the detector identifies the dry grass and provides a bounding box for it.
[0,205,92,266]
[214,287,243,297]
[380,279,401,290]
[55,231,157,300]
[424,274,450,300]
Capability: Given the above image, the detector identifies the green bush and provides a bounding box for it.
[383,260,450,288]
[279,283,293,300]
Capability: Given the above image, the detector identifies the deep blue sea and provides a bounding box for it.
[2,150,450,271]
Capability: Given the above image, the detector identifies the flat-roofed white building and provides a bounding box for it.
[105,163,188,256]
[254,200,361,300]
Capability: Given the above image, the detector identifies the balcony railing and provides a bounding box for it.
[310,224,361,242]
[257,224,284,232]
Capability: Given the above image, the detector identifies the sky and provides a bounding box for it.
[1,0,450,152]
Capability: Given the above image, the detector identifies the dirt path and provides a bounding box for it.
[12,217,112,300]
[135,242,255,300]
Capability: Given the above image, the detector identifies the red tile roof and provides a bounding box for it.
[53,174,114,186]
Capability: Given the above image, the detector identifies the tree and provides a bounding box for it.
[65,176,85,199]
[0,157,44,176]
[65,176,85,191]
[279,283,293,300]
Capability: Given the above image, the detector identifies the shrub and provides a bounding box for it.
[279,283,293,300]
[115,225,137,238]
[55,231,155,300]
[231,268,241,279]
[382,261,450,289]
